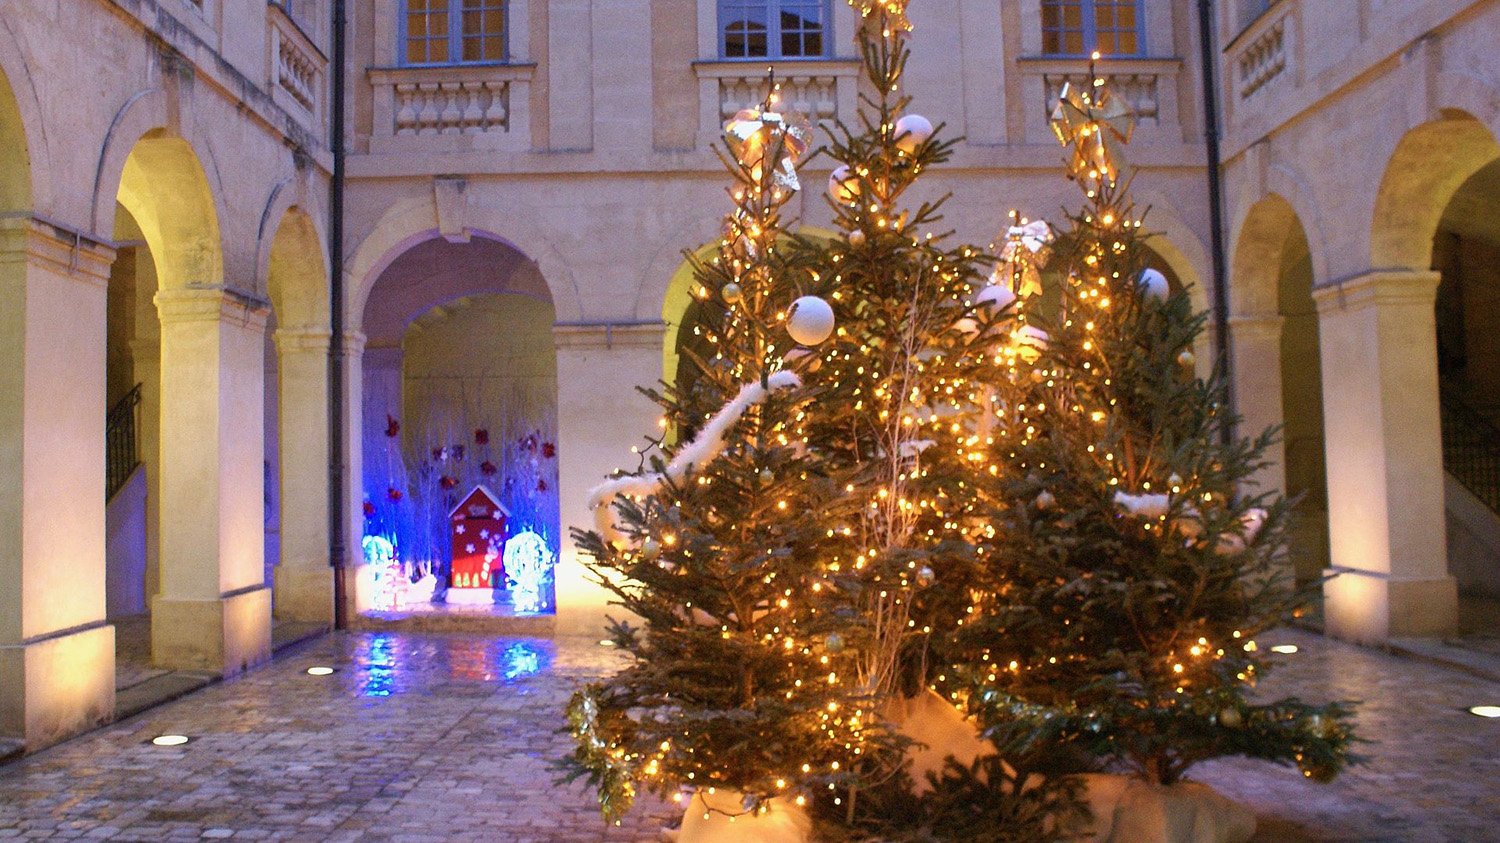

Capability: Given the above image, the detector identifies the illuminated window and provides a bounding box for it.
[403,0,506,66]
[719,0,829,59]
[1041,0,1143,57]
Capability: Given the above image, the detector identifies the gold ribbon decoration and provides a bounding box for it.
[992,219,1055,299]
[1049,77,1136,186]
[723,105,813,192]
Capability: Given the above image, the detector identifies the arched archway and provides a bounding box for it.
[112,132,272,673]
[1,61,119,751]
[264,206,334,624]
[357,234,559,618]
[1429,156,1500,614]
[1228,194,1330,584]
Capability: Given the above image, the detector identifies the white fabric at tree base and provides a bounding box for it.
[1067,775,1256,843]
[671,788,812,843]
[884,688,1007,796]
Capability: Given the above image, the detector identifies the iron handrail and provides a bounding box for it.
[106,384,142,500]
[1440,388,1500,515]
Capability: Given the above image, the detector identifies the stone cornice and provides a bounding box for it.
[155,285,271,327]
[1310,269,1441,313]
[554,321,667,350]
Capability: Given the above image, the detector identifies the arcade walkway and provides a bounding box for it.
[0,629,1496,842]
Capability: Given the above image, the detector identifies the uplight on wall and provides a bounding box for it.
[149,735,191,747]
[1468,705,1500,719]
[306,666,336,676]
[1270,644,1299,654]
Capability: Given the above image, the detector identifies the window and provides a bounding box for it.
[403,0,506,66]
[719,0,828,59]
[1041,0,1143,57]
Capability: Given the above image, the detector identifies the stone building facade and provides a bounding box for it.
[1,0,1496,756]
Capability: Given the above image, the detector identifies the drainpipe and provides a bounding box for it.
[329,0,349,629]
[1195,0,1233,444]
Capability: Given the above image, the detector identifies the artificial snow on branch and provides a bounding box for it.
[587,370,803,542]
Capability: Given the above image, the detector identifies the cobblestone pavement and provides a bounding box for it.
[0,628,1497,841]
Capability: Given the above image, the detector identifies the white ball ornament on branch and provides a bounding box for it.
[721,282,743,305]
[786,295,836,346]
[1015,324,1050,363]
[828,165,860,204]
[847,228,867,247]
[1138,267,1171,302]
[893,114,934,154]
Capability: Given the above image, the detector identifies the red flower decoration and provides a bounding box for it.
[387,487,403,502]
[536,478,549,492]
[480,461,497,476]
[362,500,376,517]
[385,415,400,437]
[542,442,557,459]
[475,429,489,445]
[440,475,458,490]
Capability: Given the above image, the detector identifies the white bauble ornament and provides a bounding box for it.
[1219,707,1244,729]
[916,565,935,587]
[954,317,980,337]
[786,295,836,346]
[641,537,661,561]
[825,632,845,653]
[975,283,1018,314]
[721,282,743,304]
[1177,348,1196,368]
[1036,490,1056,510]
[759,468,774,484]
[893,114,934,154]
[828,165,860,203]
[1016,325,1049,362]
[847,228,867,247]
[783,346,822,372]
[1138,267,1171,301]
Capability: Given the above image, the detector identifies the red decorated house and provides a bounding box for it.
[448,485,510,594]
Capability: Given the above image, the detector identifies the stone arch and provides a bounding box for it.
[0,15,49,214]
[113,130,224,290]
[264,203,330,330]
[661,241,720,389]
[347,196,573,329]
[1370,112,1500,271]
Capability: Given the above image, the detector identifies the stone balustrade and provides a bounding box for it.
[1018,58,1183,145]
[368,64,534,154]
[1232,4,1292,100]
[693,59,859,148]
[269,7,323,118]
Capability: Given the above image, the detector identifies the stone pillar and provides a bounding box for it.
[271,327,333,624]
[553,322,665,636]
[152,287,273,673]
[0,217,117,752]
[343,332,376,615]
[1229,313,1287,496]
[1313,270,1457,643]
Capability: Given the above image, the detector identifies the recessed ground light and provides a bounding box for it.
[1468,705,1500,719]
[306,666,336,676]
[598,639,615,647]
[150,735,191,747]
[1270,644,1299,654]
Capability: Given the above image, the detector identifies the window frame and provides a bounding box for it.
[399,0,510,68]
[716,0,834,61]
[1040,0,1147,59]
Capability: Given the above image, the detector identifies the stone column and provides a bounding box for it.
[0,217,117,752]
[553,322,665,636]
[271,327,333,624]
[1313,270,1457,643]
[151,287,273,673]
[1228,313,1288,495]
[341,332,371,615]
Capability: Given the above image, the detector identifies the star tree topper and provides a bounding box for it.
[848,0,912,33]
[1049,55,1136,187]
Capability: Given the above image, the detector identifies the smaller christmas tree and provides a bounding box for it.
[561,80,875,827]
[938,57,1358,789]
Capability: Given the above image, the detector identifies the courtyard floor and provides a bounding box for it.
[1,627,1497,842]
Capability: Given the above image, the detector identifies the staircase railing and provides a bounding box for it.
[106,384,142,500]
[1440,388,1500,514]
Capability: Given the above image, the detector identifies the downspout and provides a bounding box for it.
[329,0,350,629]
[1195,0,1233,444]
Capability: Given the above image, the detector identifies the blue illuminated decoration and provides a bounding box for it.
[357,633,399,698]
[502,641,543,680]
[503,530,555,614]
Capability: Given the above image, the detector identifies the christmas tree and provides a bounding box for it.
[561,68,875,828]
[562,0,1065,834]
[935,56,1357,790]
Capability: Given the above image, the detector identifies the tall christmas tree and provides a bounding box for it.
[935,56,1357,792]
[562,0,1062,836]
